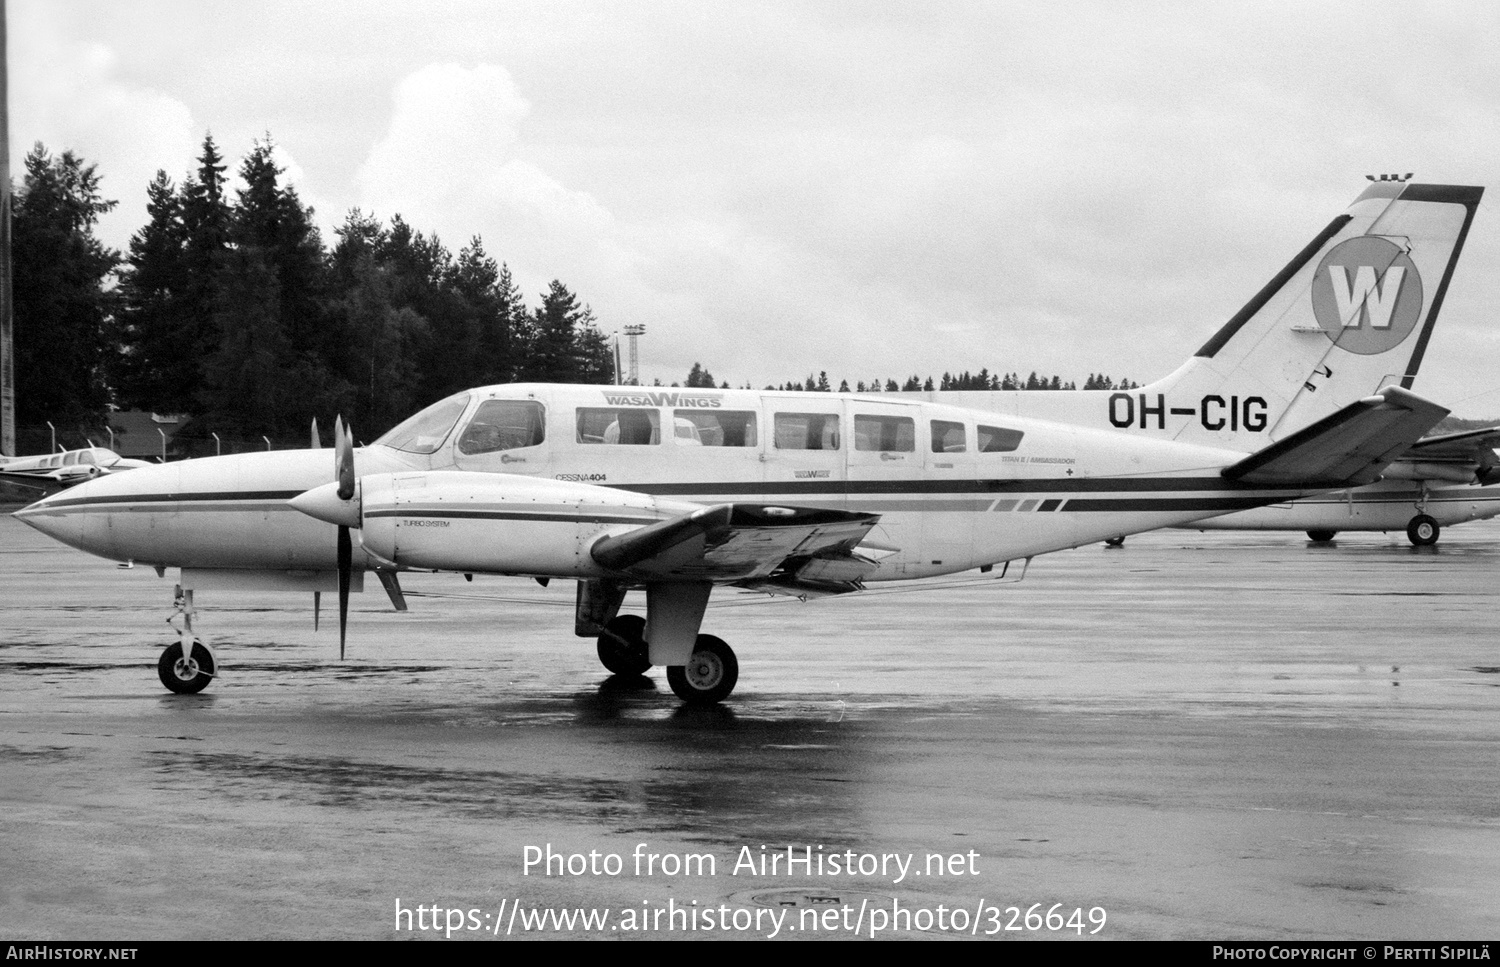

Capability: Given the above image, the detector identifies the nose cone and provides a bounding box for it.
[13,479,121,558]
[289,480,362,529]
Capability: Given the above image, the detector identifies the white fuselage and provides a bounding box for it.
[16,384,1324,583]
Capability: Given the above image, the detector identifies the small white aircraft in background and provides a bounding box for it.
[1181,425,1500,545]
[12,178,1482,704]
[0,446,154,497]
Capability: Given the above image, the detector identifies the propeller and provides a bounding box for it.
[334,417,355,659]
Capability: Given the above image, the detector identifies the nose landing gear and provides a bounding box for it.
[158,585,217,694]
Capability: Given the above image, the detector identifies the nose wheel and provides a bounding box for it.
[158,640,216,694]
[667,634,739,705]
[157,584,217,693]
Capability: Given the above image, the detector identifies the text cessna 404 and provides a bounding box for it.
[13,178,1481,704]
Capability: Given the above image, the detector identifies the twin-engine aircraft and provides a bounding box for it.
[0,446,153,497]
[13,178,1482,704]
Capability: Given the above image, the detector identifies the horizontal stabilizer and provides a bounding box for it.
[1223,386,1448,488]
[590,504,881,582]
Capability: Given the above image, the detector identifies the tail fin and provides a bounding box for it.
[1146,179,1481,448]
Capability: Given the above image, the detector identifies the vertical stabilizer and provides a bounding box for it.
[1143,179,1481,449]
[914,179,1481,454]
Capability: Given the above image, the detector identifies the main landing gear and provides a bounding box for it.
[158,585,217,694]
[593,615,740,705]
[1407,514,1440,547]
[1401,483,1441,547]
[596,614,651,676]
[665,635,739,705]
[1306,530,1337,542]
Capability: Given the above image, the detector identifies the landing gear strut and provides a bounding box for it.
[1407,514,1439,546]
[158,584,217,694]
[596,614,651,676]
[667,634,739,705]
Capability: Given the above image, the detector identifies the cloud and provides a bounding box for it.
[10,4,199,254]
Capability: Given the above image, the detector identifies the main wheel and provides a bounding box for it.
[1407,514,1440,546]
[158,640,215,694]
[666,634,739,705]
[596,614,651,676]
[1307,530,1337,542]
[1103,536,1126,548]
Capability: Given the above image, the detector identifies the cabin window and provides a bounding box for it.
[673,410,758,447]
[457,400,545,454]
[854,414,915,452]
[977,424,1025,453]
[577,408,660,445]
[774,413,840,450]
[376,392,470,454]
[63,451,79,466]
[931,420,966,453]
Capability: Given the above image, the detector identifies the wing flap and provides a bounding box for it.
[590,504,882,582]
[1223,386,1448,487]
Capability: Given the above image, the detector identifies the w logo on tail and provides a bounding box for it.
[1310,236,1424,354]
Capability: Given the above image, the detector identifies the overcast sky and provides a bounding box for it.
[13,1,1500,412]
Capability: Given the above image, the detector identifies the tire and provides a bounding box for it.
[1103,536,1126,548]
[1407,514,1439,546]
[666,634,739,705]
[1306,530,1337,543]
[596,614,651,676]
[158,640,215,694]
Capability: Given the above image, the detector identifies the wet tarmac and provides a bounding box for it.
[1,511,1498,940]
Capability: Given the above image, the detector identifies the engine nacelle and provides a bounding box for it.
[354,471,695,577]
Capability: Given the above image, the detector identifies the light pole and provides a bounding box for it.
[622,325,646,385]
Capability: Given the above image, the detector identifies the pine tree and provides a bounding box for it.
[114,170,191,412]
[11,144,120,451]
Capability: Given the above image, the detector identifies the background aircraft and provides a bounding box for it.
[11,178,1482,704]
[0,446,154,498]
[1178,425,1500,545]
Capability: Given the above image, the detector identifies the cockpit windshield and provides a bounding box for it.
[373,393,470,454]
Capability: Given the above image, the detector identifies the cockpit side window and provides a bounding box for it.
[374,393,470,454]
[457,400,546,454]
[577,407,660,445]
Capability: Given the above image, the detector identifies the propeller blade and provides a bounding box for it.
[338,524,351,660]
[336,419,355,501]
[310,418,322,450]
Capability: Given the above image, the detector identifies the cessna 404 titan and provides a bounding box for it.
[13,178,1481,704]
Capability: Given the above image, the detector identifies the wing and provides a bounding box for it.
[590,503,885,594]
[1403,425,1500,460]
[1223,386,1448,488]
